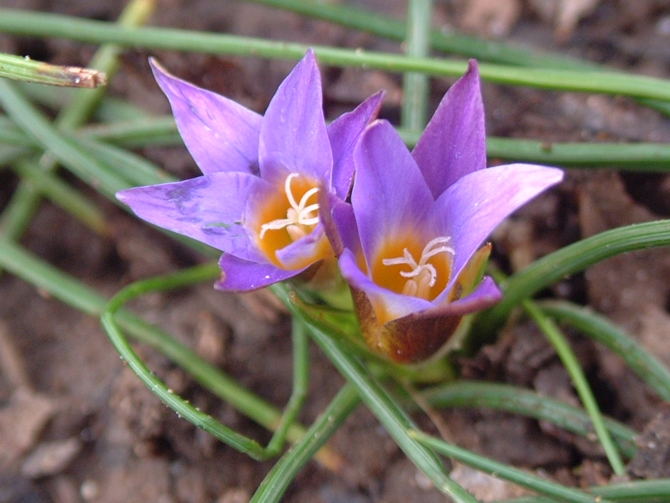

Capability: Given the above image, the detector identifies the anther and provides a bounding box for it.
[382,236,454,291]
[259,173,320,240]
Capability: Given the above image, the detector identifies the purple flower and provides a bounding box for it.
[326,60,564,363]
[117,50,382,291]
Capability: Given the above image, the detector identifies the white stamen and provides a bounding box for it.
[382,236,454,290]
[259,173,320,239]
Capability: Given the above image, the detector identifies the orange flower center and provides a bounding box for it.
[252,173,327,269]
[373,235,454,301]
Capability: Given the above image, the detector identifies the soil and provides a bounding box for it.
[2,0,670,502]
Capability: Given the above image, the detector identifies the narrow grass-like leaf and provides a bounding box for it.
[402,0,432,131]
[8,111,670,173]
[0,51,106,87]
[81,116,181,147]
[0,0,155,247]
[103,268,307,460]
[410,430,612,503]
[0,79,129,195]
[0,240,340,469]
[473,220,670,337]
[540,301,670,401]
[101,310,271,459]
[264,318,310,456]
[2,10,670,101]
[250,383,360,503]
[246,0,593,71]
[501,479,670,502]
[11,158,108,235]
[74,135,175,186]
[524,300,625,476]
[485,138,670,171]
[422,381,636,458]
[10,114,670,173]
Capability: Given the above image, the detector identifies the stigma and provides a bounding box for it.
[260,173,320,241]
[382,236,454,299]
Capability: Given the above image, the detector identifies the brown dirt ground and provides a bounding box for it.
[2,0,670,502]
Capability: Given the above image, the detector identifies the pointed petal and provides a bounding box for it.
[328,91,384,198]
[117,172,269,258]
[432,164,564,281]
[274,225,330,270]
[352,120,433,265]
[150,58,262,175]
[259,50,332,185]
[412,60,486,198]
[216,254,301,292]
[432,275,502,315]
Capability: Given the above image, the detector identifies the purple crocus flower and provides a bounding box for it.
[326,60,564,363]
[117,50,383,291]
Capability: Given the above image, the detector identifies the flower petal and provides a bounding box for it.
[352,120,433,266]
[259,49,332,185]
[216,254,302,292]
[150,58,262,176]
[431,163,564,281]
[117,172,269,257]
[412,60,486,198]
[432,275,502,314]
[274,225,329,270]
[328,91,384,198]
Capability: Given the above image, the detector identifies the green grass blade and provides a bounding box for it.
[540,301,670,401]
[473,220,670,337]
[11,158,108,235]
[501,478,670,502]
[8,112,670,174]
[402,0,432,131]
[0,0,155,244]
[485,138,670,171]
[0,51,106,87]
[410,430,613,502]
[524,301,625,476]
[422,381,636,458]
[0,240,340,469]
[250,383,360,503]
[264,318,310,456]
[2,9,670,101]
[32,115,670,172]
[0,78,130,195]
[245,0,593,71]
[81,116,181,147]
[101,311,270,459]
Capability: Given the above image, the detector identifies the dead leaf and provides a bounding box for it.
[459,0,522,37]
[528,0,601,42]
[0,389,56,469]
